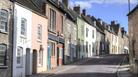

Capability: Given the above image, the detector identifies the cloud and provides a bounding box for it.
[69,0,138,9]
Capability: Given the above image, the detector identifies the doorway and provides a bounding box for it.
[47,45,51,70]
[25,48,31,75]
[32,50,37,74]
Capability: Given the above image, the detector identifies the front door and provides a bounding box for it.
[32,50,37,74]
[57,47,59,66]
[25,48,30,75]
[47,46,51,70]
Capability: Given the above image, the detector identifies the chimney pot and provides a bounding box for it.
[82,9,86,16]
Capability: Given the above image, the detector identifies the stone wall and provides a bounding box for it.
[128,7,138,74]
[0,0,13,77]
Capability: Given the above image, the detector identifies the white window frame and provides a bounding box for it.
[17,46,23,67]
[21,18,27,36]
[0,9,8,32]
[38,49,43,66]
[0,44,7,66]
[37,24,42,40]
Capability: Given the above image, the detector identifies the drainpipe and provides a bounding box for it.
[11,1,15,77]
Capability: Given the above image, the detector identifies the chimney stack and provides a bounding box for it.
[62,0,68,8]
[87,15,91,17]
[82,9,86,16]
[97,18,102,25]
[111,21,117,25]
[73,5,80,14]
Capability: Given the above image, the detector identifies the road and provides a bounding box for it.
[49,54,125,77]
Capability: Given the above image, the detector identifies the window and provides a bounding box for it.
[61,16,63,33]
[49,9,56,32]
[51,42,55,56]
[92,43,95,53]
[86,28,89,37]
[86,42,88,53]
[0,9,8,32]
[48,41,55,56]
[89,45,91,53]
[0,44,7,66]
[92,30,94,38]
[37,24,42,40]
[38,49,43,65]
[17,47,23,66]
[21,18,27,36]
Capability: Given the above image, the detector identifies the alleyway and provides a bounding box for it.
[46,54,126,77]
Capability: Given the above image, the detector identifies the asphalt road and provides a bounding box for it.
[49,54,125,77]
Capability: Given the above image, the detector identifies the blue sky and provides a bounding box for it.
[69,0,138,32]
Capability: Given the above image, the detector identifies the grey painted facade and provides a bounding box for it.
[64,15,77,64]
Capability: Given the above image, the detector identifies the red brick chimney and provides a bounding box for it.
[73,5,80,14]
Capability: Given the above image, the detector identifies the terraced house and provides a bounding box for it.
[81,10,96,57]
[0,0,13,77]
[64,8,77,64]
[46,0,66,70]
[12,0,48,77]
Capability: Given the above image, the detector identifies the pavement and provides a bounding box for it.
[27,54,137,77]
[117,56,138,77]
[49,54,125,77]
[27,56,94,77]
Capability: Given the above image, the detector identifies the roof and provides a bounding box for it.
[47,0,67,14]
[66,8,76,22]
[15,0,45,15]
[127,4,138,16]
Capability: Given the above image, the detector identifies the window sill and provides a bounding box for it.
[48,30,56,34]
[0,66,8,69]
[37,39,42,43]
[20,35,27,39]
[0,30,8,34]
[16,66,23,68]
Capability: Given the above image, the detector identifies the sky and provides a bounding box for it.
[69,0,138,32]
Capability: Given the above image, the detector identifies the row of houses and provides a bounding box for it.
[0,0,129,77]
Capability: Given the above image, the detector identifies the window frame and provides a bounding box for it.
[37,24,42,40]
[16,46,23,67]
[61,15,63,33]
[92,30,94,38]
[49,9,56,32]
[86,28,89,37]
[38,49,43,66]
[20,18,27,36]
[0,9,8,32]
[0,44,7,66]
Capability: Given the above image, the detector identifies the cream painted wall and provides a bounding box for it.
[84,22,96,57]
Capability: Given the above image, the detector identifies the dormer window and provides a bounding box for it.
[0,9,8,32]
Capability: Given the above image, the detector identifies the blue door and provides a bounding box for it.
[47,45,51,70]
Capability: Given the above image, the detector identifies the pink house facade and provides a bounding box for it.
[31,13,48,74]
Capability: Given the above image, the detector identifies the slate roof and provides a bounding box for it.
[46,0,67,14]
[127,4,138,16]
[15,0,45,15]
[66,8,76,22]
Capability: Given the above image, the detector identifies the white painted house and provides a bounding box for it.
[13,3,32,77]
[82,15,96,58]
